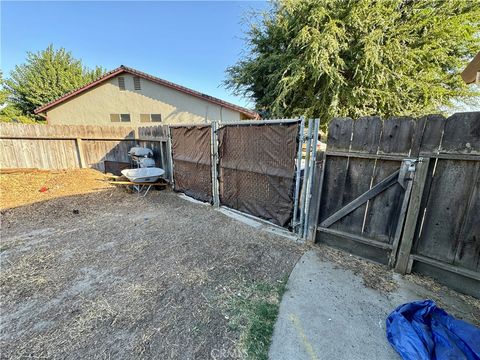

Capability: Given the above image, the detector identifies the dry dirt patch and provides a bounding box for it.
[0,168,112,210]
[0,171,304,359]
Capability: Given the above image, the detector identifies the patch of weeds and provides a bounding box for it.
[219,276,288,360]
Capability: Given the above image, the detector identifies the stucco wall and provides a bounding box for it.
[46,74,245,125]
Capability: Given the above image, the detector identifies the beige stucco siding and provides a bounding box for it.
[46,74,244,125]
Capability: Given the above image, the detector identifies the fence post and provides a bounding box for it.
[306,149,325,242]
[292,117,305,233]
[211,121,220,207]
[76,138,86,168]
[299,119,314,236]
[303,119,320,239]
[134,126,139,141]
[167,128,174,185]
[388,159,416,267]
[395,158,430,274]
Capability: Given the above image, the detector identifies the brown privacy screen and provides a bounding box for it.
[218,122,300,227]
[170,126,212,203]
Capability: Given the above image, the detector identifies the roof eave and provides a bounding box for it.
[34,65,259,119]
[34,68,125,114]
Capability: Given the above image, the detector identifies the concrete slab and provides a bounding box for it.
[217,207,263,229]
[216,207,302,242]
[177,193,210,206]
[269,248,479,360]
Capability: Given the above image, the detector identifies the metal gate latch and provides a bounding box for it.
[398,158,423,188]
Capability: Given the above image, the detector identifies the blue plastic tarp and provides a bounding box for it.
[386,300,480,360]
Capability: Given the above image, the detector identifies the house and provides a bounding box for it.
[34,65,259,125]
[461,52,480,84]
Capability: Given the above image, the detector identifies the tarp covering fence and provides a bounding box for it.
[170,125,212,203]
[217,122,300,227]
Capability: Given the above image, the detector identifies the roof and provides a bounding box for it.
[34,65,259,118]
[461,52,480,84]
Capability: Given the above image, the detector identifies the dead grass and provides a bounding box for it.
[0,173,303,359]
[405,273,480,319]
[315,244,398,293]
[70,281,160,335]
[315,244,480,326]
[0,168,112,210]
[0,250,58,297]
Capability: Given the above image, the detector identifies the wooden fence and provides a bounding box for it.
[1,115,478,296]
[311,112,479,296]
[0,123,172,179]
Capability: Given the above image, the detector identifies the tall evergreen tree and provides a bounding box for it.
[226,0,480,125]
[5,45,105,117]
[0,71,35,123]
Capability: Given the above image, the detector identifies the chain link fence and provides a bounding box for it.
[217,122,300,227]
[170,125,212,203]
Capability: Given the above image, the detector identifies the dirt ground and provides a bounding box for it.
[0,178,304,359]
[0,168,112,210]
[1,170,478,359]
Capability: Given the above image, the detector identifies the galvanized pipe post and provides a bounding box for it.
[210,121,220,207]
[292,117,305,233]
[303,118,320,239]
[299,119,314,236]
[167,127,175,185]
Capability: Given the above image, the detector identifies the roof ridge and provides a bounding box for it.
[34,65,259,118]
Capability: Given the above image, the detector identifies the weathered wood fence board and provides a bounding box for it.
[0,123,171,178]
[0,138,81,169]
[410,113,480,274]
[318,116,416,263]
[314,112,480,296]
[0,123,137,139]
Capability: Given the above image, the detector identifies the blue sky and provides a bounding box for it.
[1,1,269,108]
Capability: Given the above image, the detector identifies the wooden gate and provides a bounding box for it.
[316,116,417,264]
[313,113,479,296]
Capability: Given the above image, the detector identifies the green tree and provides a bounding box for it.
[5,45,105,118]
[0,71,8,105]
[0,71,34,123]
[226,0,480,125]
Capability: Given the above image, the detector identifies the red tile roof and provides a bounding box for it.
[34,65,259,119]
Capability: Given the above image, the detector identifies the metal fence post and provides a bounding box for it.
[303,118,320,239]
[211,121,220,207]
[299,119,314,236]
[292,117,305,233]
[167,128,174,185]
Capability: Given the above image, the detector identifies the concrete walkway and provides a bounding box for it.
[269,248,479,360]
